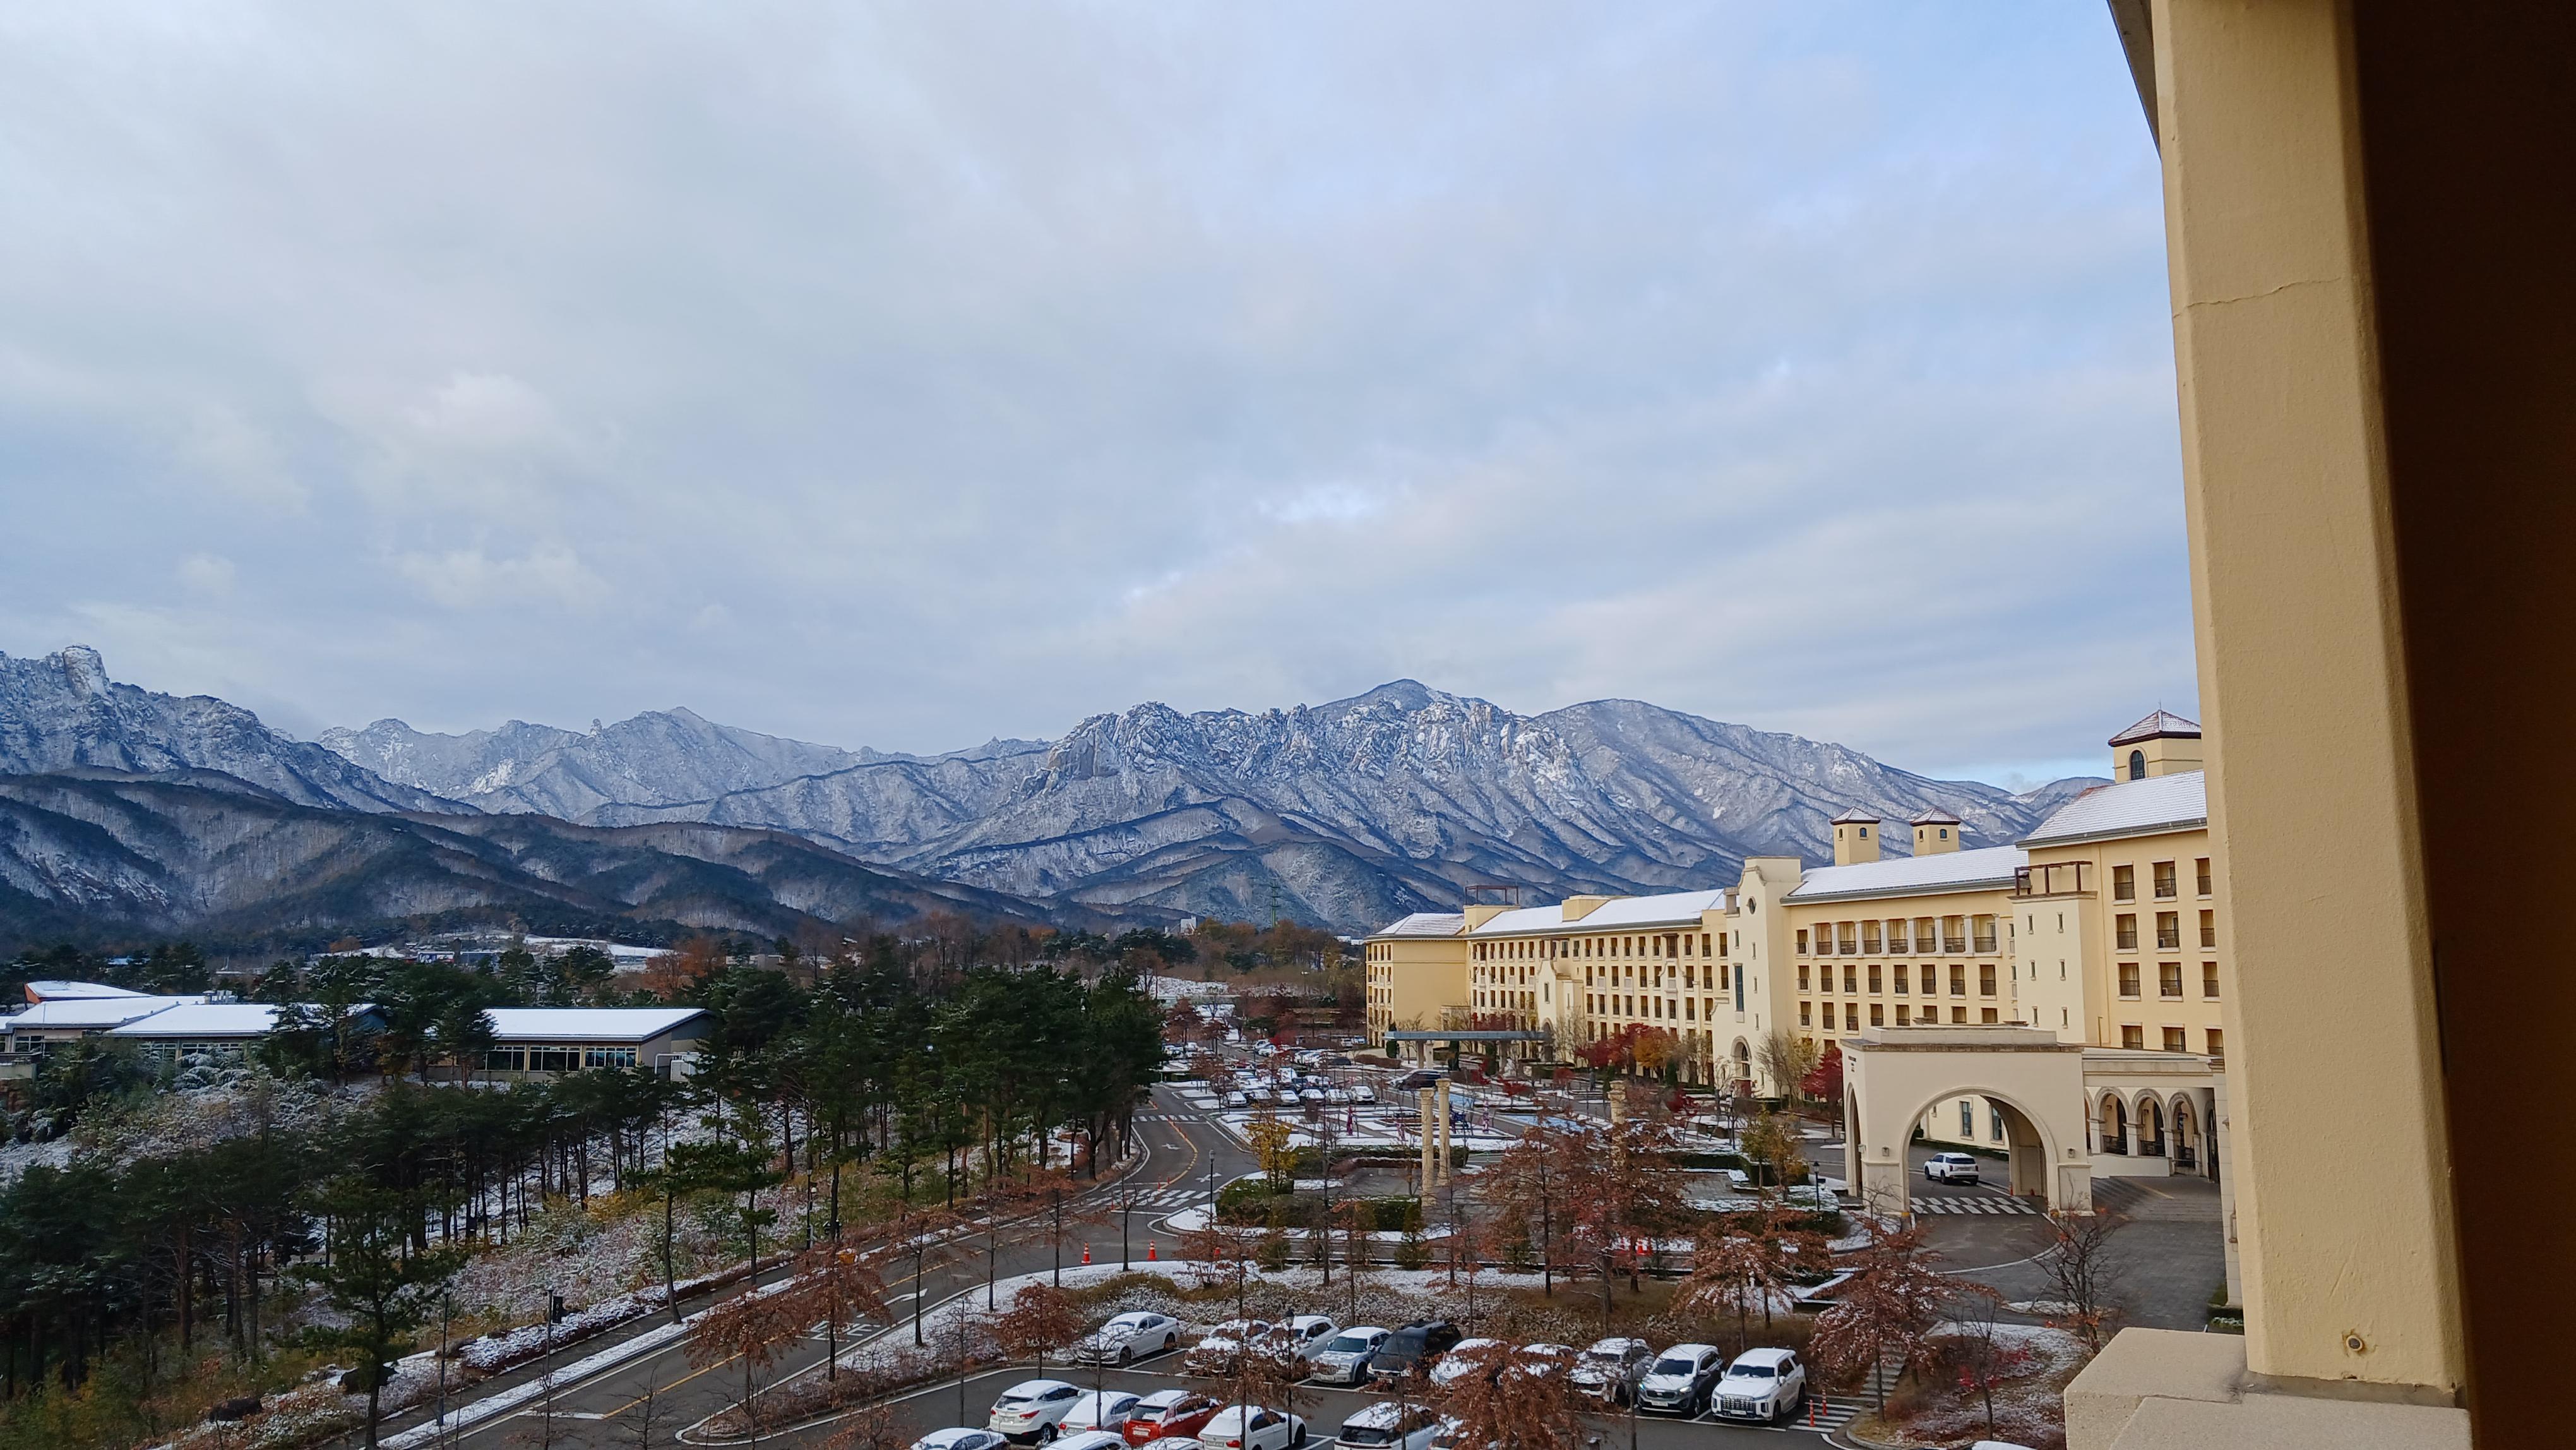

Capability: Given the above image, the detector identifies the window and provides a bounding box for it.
[1796,929,1810,955]
[1843,966,1857,994]
[2152,861,2178,899]
[1797,965,1810,991]
[2159,962,2184,999]
[2121,1024,2145,1050]
[1894,1005,1910,1025]
[2206,1028,2225,1060]
[2157,911,2181,949]
[2113,865,2136,902]
[2162,1026,2188,1053]
[1844,1004,1858,1031]
[2119,962,2142,998]
[2202,961,2221,998]
[1960,1099,1975,1135]
[1948,964,1967,997]
[2128,748,2146,781]
[1893,964,1909,995]
[1950,1006,1967,1024]
[1979,964,1997,997]
[1981,1007,1999,1023]
[2196,857,2213,896]
[2199,910,2217,948]
[1862,923,1881,953]
[1991,1106,2006,1140]
[2115,914,2138,950]
[1869,1004,1883,1026]
[1868,964,1882,993]
[1799,1002,1811,1026]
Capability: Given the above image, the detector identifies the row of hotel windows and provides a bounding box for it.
[1587,993,1720,1021]
[1806,1002,1991,1028]
[484,1045,640,1071]
[1476,932,1717,961]
[2120,962,2223,999]
[1582,960,1725,988]
[2111,858,2215,902]
[2114,911,2219,950]
[1799,918,1999,956]
[1799,962,1995,996]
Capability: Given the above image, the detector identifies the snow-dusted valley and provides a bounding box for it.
[1,647,2099,941]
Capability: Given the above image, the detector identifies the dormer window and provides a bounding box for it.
[2128,748,2147,781]
[1939,828,1949,840]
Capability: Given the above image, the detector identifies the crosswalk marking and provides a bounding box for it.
[1910,1194,2037,1214]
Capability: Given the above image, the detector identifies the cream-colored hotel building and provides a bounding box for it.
[1363,712,2226,1175]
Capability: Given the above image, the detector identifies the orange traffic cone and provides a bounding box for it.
[1082,1243,1092,1265]
[1148,1240,1158,1261]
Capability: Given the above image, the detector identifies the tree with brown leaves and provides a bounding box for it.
[688,1284,806,1438]
[1436,1340,1586,1450]
[784,1237,892,1383]
[1807,1220,1947,1409]
[1674,1206,1827,1352]
[990,1283,1082,1373]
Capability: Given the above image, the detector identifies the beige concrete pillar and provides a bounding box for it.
[2153,0,2461,1401]
[1433,1077,1452,1185]
[1417,1088,1436,1190]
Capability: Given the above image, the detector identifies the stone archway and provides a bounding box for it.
[2170,1094,2202,1173]
[2098,1093,2130,1154]
[2135,1093,2168,1156]
[1843,1025,2093,1216]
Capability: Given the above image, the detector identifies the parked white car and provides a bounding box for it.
[1425,1338,1503,1388]
[989,1380,1085,1442]
[1635,1343,1726,1415]
[1074,1311,1183,1364]
[1710,1347,1807,1423]
[1276,1314,1340,1355]
[1568,1337,1654,1405]
[1329,1400,1440,1449]
[1196,1405,1308,1450]
[1924,1151,1981,1183]
[1304,1326,1392,1386]
[1059,1389,1143,1433]
[910,1430,1009,1450]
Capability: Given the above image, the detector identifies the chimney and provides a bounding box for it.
[1910,809,1962,855]
[1559,895,1616,922]
[1830,809,1881,866]
[1462,903,1511,929]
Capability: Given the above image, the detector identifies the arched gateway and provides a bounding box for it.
[1842,1024,2094,1216]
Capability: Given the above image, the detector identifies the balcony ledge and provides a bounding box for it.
[2066,1329,2465,1450]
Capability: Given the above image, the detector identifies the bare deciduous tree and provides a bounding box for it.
[2039,1209,2132,1352]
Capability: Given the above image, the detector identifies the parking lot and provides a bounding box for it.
[876,1345,1859,1447]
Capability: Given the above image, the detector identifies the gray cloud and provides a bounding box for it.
[0,1,2185,782]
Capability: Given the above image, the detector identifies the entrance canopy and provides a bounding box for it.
[1844,1025,2093,1216]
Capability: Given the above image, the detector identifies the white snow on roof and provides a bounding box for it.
[1782,846,2027,904]
[23,980,148,1002]
[1467,889,1731,935]
[107,1003,290,1038]
[482,1007,710,1042]
[2020,771,2209,848]
[1370,912,1467,938]
[8,995,204,1029]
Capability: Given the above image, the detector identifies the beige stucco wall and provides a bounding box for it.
[2154,0,2463,1399]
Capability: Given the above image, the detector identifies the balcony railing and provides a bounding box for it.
[2116,934,2139,950]
[2157,932,2182,949]
[1889,937,1911,953]
[2201,930,2218,948]
[1942,937,1967,954]
[1972,935,1998,954]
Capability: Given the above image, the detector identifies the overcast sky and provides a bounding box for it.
[0,3,2187,788]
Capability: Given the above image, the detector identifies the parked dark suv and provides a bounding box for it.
[1392,1069,1448,1091]
[1366,1320,1464,1382]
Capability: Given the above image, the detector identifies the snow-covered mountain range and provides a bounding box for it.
[0,646,2102,938]
[321,678,2099,932]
